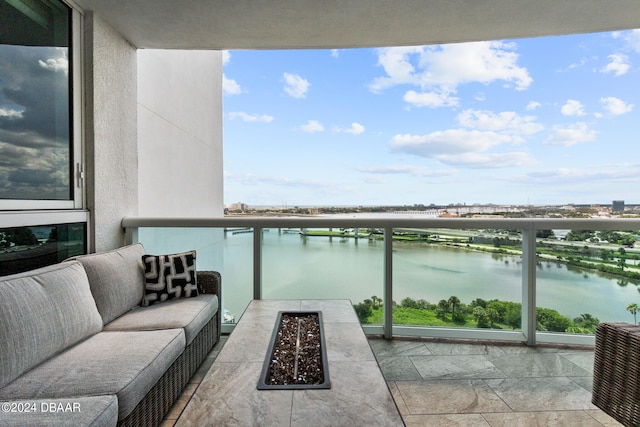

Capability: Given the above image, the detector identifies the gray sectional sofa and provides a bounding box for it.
[0,243,221,426]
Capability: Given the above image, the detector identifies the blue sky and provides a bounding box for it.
[222,29,640,207]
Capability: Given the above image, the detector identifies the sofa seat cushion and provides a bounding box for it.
[0,329,185,420]
[105,294,218,345]
[0,261,103,388]
[0,395,118,427]
[69,244,146,325]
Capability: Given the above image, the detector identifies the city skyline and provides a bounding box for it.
[222,30,640,206]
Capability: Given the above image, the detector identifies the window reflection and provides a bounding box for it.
[0,222,85,275]
[0,0,72,200]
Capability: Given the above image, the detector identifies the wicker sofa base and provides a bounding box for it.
[118,270,222,427]
[118,314,219,427]
[593,322,640,427]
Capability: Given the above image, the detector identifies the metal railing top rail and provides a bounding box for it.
[122,216,640,230]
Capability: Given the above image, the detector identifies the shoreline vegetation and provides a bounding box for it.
[301,227,640,333]
[353,296,601,334]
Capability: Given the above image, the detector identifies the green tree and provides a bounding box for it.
[400,297,417,309]
[470,298,488,309]
[536,230,555,239]
[472,306,489,328]
[566,230,595,241]
[371,295,382,309]
[572,313,600,333]
[626,303,639,324]
[486,307,500,327]
[448,296,461,318]
[416,299,431,309]
[353,303,372,323]
[618,257,627,271]
[600,250,612,262]
[504,308,521,330]
[47,227,58,243]
[536,308,572,332]
[437,299,449,320]
[6,227,39,246]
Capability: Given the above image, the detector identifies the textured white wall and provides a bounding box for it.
[136,50,224,280]
[137,49,223,218]
[85,13,138,252]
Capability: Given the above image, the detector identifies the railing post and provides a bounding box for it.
[522,225,537,346]
[384,226,393,340]
[124,226,138,245]
[253,226,262,300]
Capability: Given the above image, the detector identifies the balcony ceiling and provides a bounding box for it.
[73,0,640,49]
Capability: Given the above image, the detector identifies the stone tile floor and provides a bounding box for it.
[162,335,622,426]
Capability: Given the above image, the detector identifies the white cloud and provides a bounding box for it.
[369,46,424,92]
[300,120,324,133]
[436,151,535,168]
[524,165,640,184]
[457,109,543,136]
[561,99,586,116]
[392,130,510,156]
[38,57,68,74]
[0,107,23,118]
[284,73,310,98]
[331,49,339,58]
[629,29,640,52]
[339,122,365,135]
[526,101,541,111]
[544,122,597,146]
[403,90,459,108]
[423,41,532,90]
[227,112,274,123]
[356,165,455,177]
[222,50,231,66]
[221,51,242,95]
[600,97,634,115]
[566,58,588,71]
[223,75,242,95]
[229,172,330,189]
[614,29,640,53]
[601,54,630,76]
[369,41,532,107]
[390,125,538,169]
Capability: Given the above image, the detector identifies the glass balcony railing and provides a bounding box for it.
[123,216,640,346]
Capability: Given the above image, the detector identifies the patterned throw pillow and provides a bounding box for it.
[142,250,198,306]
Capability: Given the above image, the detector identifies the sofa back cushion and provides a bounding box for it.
[70,244,145,325]
[0,261,103,388]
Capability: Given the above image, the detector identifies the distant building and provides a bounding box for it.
[228,202,248,211]
[612,200,625,213]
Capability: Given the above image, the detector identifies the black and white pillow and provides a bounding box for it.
[142,250,198,306]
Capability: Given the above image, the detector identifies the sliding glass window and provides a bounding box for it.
[0,0,74,204]
[0,0,86,275]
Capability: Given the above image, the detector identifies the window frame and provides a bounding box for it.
[0,1,84,211]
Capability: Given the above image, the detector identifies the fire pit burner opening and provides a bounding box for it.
[257,311,330,390]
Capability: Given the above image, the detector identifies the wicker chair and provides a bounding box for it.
[592,322,640,427]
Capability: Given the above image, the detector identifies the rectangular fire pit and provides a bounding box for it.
[178,300,403,425]
[257,311,330,390]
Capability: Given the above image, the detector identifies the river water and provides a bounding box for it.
[221,229,640,325]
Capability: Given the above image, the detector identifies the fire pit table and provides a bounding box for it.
[177,299,403,426]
